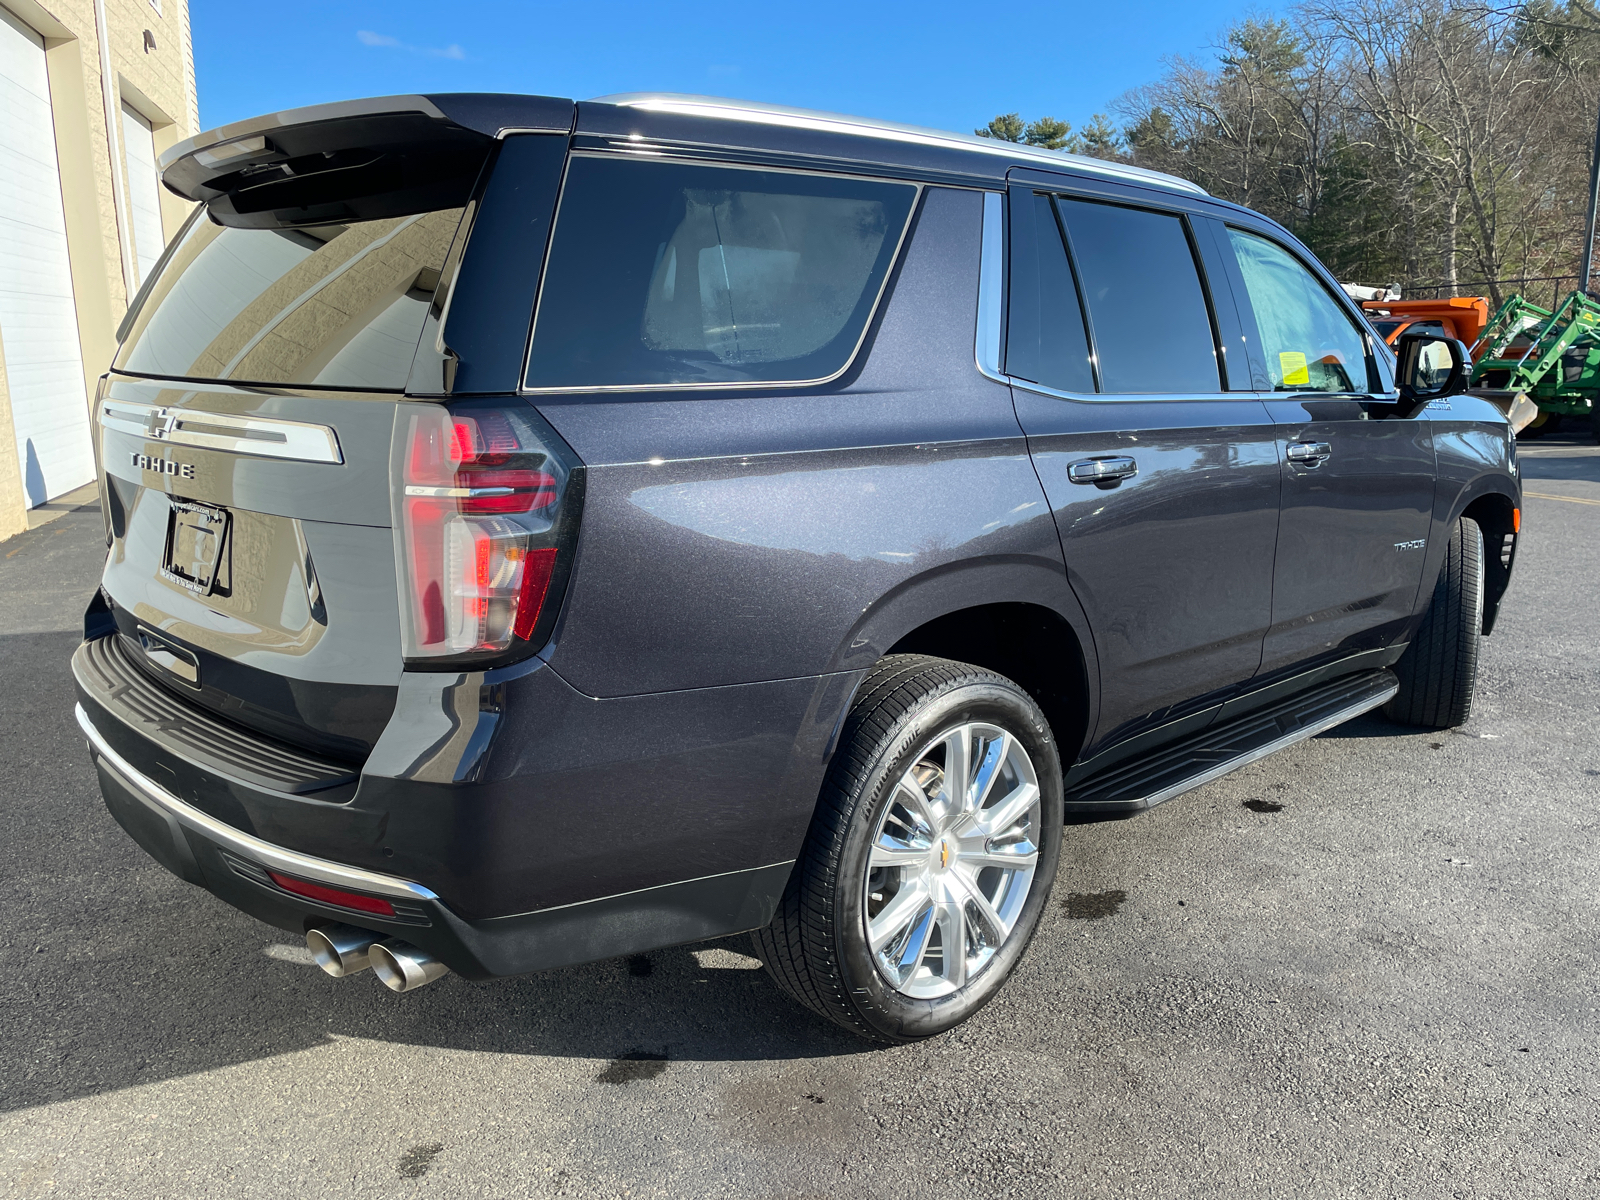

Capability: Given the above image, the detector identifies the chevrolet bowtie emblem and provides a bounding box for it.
[143,406,179,440]
[939,840,950,870]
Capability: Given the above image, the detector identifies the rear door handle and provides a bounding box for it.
[1067,456,1138,486]
[1286,441,1332,466]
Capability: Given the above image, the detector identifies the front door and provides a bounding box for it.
[1004,186,1282,759]
[1220,226,1435,677]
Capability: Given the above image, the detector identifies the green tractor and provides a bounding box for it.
[1470,290,1600,440]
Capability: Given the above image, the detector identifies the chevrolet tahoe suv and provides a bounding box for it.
[73,92,1520,1043]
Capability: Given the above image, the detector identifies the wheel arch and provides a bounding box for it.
[1456,485,1519,635]
[825,557,1100,767]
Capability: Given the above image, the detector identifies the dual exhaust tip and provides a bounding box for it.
[305,923,449,992]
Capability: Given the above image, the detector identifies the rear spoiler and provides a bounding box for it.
[159,93,574,228]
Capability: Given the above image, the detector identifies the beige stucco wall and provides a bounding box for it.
[0,0,197,540]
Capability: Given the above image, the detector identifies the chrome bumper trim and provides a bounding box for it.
[76,703,438,902]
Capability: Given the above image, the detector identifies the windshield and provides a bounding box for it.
[115,207,465,390]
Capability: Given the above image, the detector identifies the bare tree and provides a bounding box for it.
[1107,1,1599,302]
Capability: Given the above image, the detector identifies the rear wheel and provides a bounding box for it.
[1385,517,1484,729]
[751,655,1063,1043]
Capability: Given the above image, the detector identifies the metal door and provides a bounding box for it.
[1259,396,1435,675]
[0,6,92,508]
[997,186,1281,758]
[1212,222,1436,676]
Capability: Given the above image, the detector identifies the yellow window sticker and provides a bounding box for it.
[1279,351,1310,386]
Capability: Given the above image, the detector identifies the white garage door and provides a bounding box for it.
[0,5,92,508]
[121,101,165,287]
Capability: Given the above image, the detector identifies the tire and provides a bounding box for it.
[1517,410,1559,439]
[1589,408,1600,446]
[751,654,1064,1043]
[1385,517,1484,729]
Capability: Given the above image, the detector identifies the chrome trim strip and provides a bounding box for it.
[976,192,1005,382]
[99,400,343,464]
[495,125,570,139]
[403,485,516,499]
[592,93,1209,197]
[76,704,437,902]
[1126,680,1398,811]
[519,155,923,395]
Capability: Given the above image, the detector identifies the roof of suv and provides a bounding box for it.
[158,91,1207,205]
[590,94,1208,197]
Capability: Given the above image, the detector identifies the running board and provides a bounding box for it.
[1064,669,1399,814]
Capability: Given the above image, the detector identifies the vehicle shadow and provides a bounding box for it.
[1312,710,1415,740]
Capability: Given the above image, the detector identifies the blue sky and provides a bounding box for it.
[193,1,1277,138]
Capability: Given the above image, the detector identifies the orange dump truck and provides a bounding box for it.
[1360,297,1490,348]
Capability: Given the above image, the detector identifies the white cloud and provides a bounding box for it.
[356,30,466,60]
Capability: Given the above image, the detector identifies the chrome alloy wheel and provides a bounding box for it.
[863,722,1042,999]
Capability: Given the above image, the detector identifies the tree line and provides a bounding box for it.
[976,1,1600,307]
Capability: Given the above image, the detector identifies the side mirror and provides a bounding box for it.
[1395,332,1470,416]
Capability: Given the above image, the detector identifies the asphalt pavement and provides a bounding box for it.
[1,434,1596,1199]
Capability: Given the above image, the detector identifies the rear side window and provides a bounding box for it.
[525,158,917,390]
[1225,228,1371,392]
[116,208,464,389]
[1006,191,1094,393]
[1057,199,1220,394]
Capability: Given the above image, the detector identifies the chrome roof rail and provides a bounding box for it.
[588,93,1208,197]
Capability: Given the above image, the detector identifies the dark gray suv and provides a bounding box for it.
[73,93,1520,1042]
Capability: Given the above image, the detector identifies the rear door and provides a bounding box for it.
[1216,224,1436,677]
[1005,185,1281,762]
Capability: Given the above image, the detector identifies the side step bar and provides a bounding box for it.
[1064,669,1399,814]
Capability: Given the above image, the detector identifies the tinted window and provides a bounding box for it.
[1006,192,1094,392]
[1226,228,1370,392]
[116,209,464,389]
[526,158,917,389]
[1057,199,1220,393]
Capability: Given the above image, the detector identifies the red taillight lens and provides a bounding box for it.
[267,871,396,916]
[396,405,576,662]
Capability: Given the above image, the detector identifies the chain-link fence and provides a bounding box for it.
[1402,275,1594,308]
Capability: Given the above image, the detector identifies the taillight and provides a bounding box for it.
[394,403,580,664]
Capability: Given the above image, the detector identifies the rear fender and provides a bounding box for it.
[825,556,1100,760]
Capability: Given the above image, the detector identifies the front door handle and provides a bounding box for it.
[1067,456,1138,486]
[1286,441,1333,466]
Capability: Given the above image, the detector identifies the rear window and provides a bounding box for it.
[524,157,918,390]
[115,207,465,389]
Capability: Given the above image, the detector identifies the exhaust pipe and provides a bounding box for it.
[369,940,450,993]
[305,923,378,977]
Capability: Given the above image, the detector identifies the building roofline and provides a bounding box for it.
[589,93,1207,197]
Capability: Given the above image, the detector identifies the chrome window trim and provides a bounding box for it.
[519,153,923,396]
[1007,377,1258,405]
[99,398,344,464]
[976,191,1006,383]
[76,703,438,902]
[494,126,570,139]
[592,93,1208,198]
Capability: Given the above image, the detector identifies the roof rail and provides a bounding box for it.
[590,93,1207,197]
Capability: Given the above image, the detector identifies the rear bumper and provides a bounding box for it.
[80,701,791,979]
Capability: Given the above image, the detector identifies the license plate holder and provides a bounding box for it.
[161,500,231,596]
